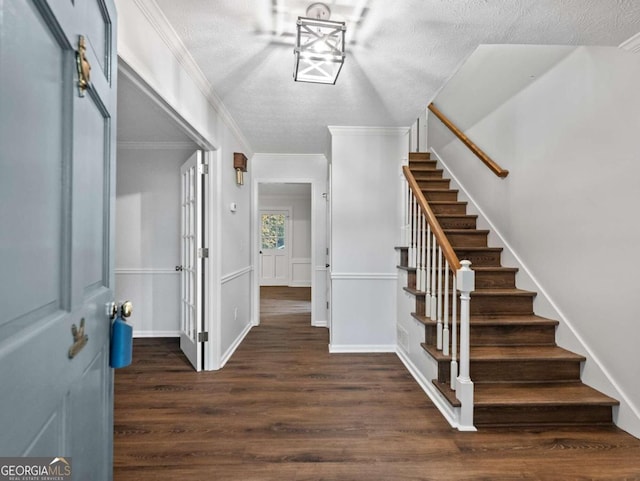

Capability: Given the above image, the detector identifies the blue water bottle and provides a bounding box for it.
[110,301,133,368]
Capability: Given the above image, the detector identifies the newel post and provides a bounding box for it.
[456,260,475,430]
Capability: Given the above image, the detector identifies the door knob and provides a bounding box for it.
[120,301,133,319]
[107,301,133,320]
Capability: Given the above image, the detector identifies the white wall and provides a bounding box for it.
[116,0,253,370]
[259,184,312,287]
[115,146,195,336]
[252,154,328,327]
[216,127,253,367]
[429,45,640,437]
[329,127,408,352]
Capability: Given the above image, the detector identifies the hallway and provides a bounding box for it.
[114,287,640,480]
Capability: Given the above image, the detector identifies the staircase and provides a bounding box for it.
[399,152,618,428]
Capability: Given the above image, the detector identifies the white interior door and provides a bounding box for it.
[260,209,290,286]
[0,0,117,478]
[179,151,206,371]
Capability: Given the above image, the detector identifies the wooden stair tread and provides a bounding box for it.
[403,286,424,296]
[413,169,443,176]
[408,152,431,159]
[470,314,558,325]
[411,312,558,326]
[472,266,518,273]
[396,265,517,273]
[397,264,415,272]
[421,344,585,362]
[432,380,461,406]
[454,246,502,252]
[422,188,459,193]
[472,288,536,297]
[409,166,438,172]
[444,229,490,235]
[431,381,618,409]
[474,383,619,407]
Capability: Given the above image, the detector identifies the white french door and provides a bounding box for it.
[179,151,206,371]
[259,209,290,286]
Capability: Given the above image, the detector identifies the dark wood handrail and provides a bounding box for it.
[428,103,509,178]
[403,165,461,271]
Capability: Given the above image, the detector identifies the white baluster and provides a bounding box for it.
[420,212,428,291]
[456,260,475,430]
[421,213,427,292]
[436,246,443,351]
[451,272,458,390]
[443,261,450,356]
[402,178,408,246]
[425,224,431,315]
[429,234,438,321]
[410,196,417,268]
[416,210,422,291]
[405,179,411,247]
[430,232,437,321]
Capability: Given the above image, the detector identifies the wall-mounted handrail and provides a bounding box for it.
[428,103,509,179]
[403,166,460,271]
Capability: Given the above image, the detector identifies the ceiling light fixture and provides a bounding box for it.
[293,2,346,85]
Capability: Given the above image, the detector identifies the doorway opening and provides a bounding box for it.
[257,182,313,325]
[115,62,216,371]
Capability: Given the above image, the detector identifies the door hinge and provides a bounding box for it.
[326,301,329,309]
[198,164,209,175]
[198,247,209,258]
[198,332,209,342]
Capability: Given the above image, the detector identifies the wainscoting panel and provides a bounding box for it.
[115,269,180,337]
[290,258,311,287]
[329,274,397,351]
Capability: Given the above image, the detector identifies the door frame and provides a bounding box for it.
[252,180,316,327]
[117,61,220,370]
[259,207,292,286]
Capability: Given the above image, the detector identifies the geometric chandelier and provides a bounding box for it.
[293,3,346,84]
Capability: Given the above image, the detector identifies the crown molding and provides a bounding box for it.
[620,32,640,53]
[117,141,197,150]
[327,126,410,136]
[131,0,254,156]
[252,153,327,160]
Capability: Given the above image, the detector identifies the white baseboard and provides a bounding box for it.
[395,347,468,431]
[312,320,328,328]
[219,322,253,368]
[133,330,180,338]
[329,344,396,353]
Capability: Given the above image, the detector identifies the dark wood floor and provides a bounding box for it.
[114,286,640,480]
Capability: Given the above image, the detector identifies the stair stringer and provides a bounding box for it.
[431,147,640,438]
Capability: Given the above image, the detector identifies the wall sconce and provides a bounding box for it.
[294,3,346,84]
[234,152,247,185]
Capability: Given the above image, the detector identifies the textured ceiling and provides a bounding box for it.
[147,0,640,154]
